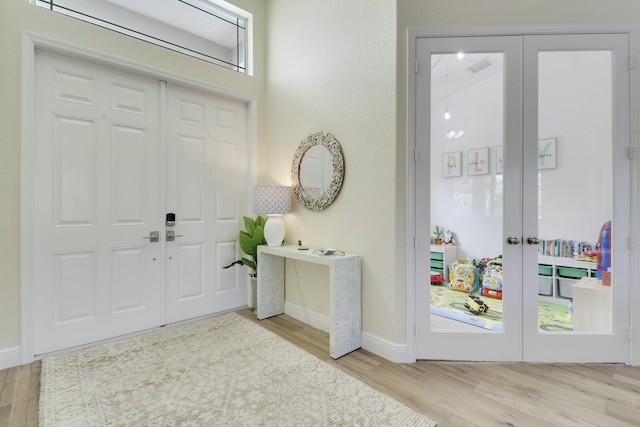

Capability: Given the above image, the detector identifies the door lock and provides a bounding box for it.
[143,231,160,243]
[166,213,176,227]
[166,230,183,242]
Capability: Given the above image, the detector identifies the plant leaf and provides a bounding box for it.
[222,259,244,269]
[239,230,257,256]
[253,225,266,246]
[243,216,255,236]
[241,257,257,271]
[255,215,267,229]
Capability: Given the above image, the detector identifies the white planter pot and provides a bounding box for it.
[250,275,257,311]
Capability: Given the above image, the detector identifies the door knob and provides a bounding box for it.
[143,231,160,242]
[527,236,540,245]
[507,236,521,245]
[166,230,183,242]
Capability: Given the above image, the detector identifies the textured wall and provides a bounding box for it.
[265,0,399,342]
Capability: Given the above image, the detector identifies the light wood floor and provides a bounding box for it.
[2,310,640,427]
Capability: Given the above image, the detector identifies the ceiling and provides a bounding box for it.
[430,53,503,103]
[101,0,240,49]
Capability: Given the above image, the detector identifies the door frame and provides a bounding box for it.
[407,24,640,365]
[20,32,258,365]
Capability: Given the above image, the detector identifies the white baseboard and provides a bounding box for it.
[361,332,412,363]
[0,347,21,370]
[283,302,411,363]
[284,302,331,333]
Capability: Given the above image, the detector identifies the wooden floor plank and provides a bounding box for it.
[606,399,640,425]
[5,309,640,426]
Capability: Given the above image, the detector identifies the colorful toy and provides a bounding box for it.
[464,294,489,315]
[448,259,477,293]
[442,230,455,245]
[596,220,611,278]
[481,288,503,299]
[430,273,445,285]
[481,258,503,299]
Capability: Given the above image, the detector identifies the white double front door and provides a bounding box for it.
[31,49,249,355]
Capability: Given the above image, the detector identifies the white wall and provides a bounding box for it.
[431,52,613,261]
[265,0,401,349]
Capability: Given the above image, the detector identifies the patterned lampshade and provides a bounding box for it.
[255,186,292,214]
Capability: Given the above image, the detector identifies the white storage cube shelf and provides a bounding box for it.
[430,245,458,279]
[537,255,597,301]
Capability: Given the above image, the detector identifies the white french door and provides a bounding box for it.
[165,85,248,323]
[31,49,249,355]
[412,32,631,362]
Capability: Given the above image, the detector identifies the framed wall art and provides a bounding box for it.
[467,147,489,176]
[538,138,557,170]
[442,151,462,178]
[496,145,503,174]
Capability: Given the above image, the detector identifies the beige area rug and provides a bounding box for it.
[40,312,437,426]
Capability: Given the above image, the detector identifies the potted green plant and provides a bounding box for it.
[433,225,443,245]
[223,216,267,309]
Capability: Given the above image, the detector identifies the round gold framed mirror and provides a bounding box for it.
[291,131,344,211]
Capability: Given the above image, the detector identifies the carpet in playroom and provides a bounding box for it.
[430,285,574,331]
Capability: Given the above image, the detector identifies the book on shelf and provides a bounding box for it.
[538,239,595,258]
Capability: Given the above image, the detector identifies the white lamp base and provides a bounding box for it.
[264,214,285,247]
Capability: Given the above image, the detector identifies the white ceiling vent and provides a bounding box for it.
[467,58,493,74]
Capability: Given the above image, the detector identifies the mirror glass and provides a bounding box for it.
[291,131,344,211]
[300,145,333,195]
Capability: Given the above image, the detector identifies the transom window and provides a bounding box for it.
[34,0,251,74]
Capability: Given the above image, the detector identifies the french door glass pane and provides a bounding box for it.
[536,50,613,333]
[430,52,505,333]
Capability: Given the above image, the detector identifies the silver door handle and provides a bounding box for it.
[143,231,159,242]
[166,230,183,242]
[507,236,521,245]
[527,236,540,245]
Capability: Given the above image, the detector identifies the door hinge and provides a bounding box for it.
[414,148,418,162]
[414,60,419,73]
[413,236,416,249]
[628,326,633,342]
[628,146,635,159]
[629,236,634,251]
[629,55,635,70]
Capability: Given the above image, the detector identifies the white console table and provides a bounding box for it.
[257,245,361,359]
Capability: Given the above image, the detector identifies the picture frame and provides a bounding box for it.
[538,138,557,170]
[442,151,462,178]
[496,145,504,174]
[467,147,489,176]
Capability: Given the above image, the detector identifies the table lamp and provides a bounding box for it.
[255,186,292,246]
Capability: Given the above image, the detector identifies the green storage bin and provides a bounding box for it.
[557,266,589,279]
[538,264,553,276]
[430,252,444,261]
[430,260,444,270]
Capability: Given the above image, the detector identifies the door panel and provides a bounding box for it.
[33,49,163,355]
[415,36,523,361]
[165,86,248,323]
[522,34,630,362]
